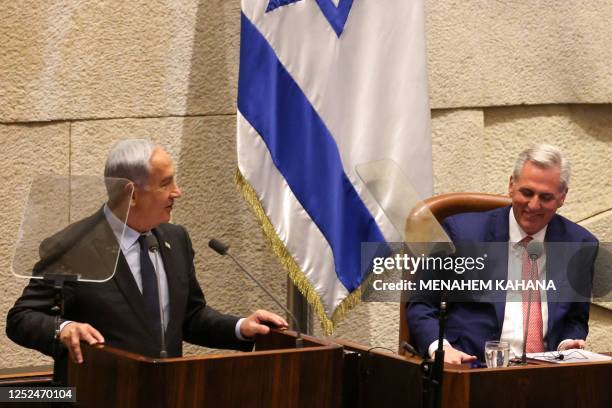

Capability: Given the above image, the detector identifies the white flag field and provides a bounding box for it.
[236,0,432,333]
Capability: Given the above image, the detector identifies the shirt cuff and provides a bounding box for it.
[557,339,575,351]
[428,339,450,358]
[55,320,73,339]
[235,318,248,341]
[59,320,73,333]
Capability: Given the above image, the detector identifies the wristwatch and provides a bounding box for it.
[54,316,61,339]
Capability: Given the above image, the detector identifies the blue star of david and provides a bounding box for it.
[266,0,354,37]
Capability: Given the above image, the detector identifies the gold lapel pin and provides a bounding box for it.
[165,241,171,249]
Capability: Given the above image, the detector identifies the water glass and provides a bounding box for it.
[484,340,510,368]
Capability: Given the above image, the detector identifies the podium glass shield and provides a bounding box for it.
[355,158,454,256]
[11,174,133,282]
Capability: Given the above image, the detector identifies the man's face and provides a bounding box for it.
[129,148,181,232]
[508,161,567,235]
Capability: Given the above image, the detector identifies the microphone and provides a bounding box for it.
[144,233,160,252]
[208,238,228,255]
[143,232,168,358]
[527,240,544,261]
[400,341,418,357]
[520,240,544,364]
[208,238,304,348]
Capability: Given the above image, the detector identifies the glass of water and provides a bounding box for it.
[485,341,510,368]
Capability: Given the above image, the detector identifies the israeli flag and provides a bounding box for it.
[237,0,432,333]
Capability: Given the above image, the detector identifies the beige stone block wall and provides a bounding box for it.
[0,1,240,122]
[1,123,70,367]
[483,105,612,220]
[588,304,612,353]
[426,0,612,108]
[431,105,612,221]
[431,109,486,193]
[582,210,612,325]
[1,0,610,367]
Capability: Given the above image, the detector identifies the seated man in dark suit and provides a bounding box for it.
[407,144,598,364]
[7,139,287,369]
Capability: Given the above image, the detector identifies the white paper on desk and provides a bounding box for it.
[527,349,612,364]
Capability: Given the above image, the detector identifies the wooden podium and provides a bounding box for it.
[67,330,342,408]
[336,339,612,408]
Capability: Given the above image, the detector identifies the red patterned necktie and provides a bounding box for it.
[520,236,545,352]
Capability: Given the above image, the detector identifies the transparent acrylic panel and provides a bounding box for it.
[12,175,133,282]
[355,159,454,257]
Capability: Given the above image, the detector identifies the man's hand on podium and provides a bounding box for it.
[442,344,477,365]
[558,339,585,351]
[59,322,105,364]
[239,310,289,339]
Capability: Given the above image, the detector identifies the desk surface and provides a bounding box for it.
[334,338,612,408]
[0,365,53,386]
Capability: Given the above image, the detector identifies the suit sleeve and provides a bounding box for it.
[555,241,598,345]
[6,278,73,357]
[557,303,589,345]
[406,218,458,355]
[6,232,80,357]
[180,227,252,351]
[406,299,442,356]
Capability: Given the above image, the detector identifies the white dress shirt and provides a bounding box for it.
[104,205,170,330]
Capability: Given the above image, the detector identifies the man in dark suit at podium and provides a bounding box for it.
[7,139,287,368]
[407,144,598,364]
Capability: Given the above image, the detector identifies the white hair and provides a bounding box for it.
[513,144,570,191]
[104,139,157,187]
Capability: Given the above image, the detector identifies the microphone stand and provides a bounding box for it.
[150,248,168,358]
[520,255,538,365]
[44,273,79,385]
[144,233,168,358]
[225,251,304,348]
[421,294,447,408]
[209,239,303,348]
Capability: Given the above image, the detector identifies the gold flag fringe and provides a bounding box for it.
[235,169,367,335]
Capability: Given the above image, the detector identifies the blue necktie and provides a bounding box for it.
[138,234,162,336]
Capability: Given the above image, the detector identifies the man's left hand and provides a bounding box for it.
[240,310,289,339]
[558,339,585,351]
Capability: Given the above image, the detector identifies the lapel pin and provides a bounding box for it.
[165,241,171,249]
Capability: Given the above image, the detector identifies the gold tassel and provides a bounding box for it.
[235,169,369,335]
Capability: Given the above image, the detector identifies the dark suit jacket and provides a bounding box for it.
[6,209,252,364]
[406,206,598,360]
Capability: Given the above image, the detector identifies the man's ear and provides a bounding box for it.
[123,182,135,198]
[130,186,138,207]
[557,187,568,208]
[508,176,515,197]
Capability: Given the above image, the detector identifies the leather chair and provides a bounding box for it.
[398,192,512,354]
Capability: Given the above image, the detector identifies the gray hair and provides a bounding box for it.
[104,139,157,187]
[512,144,570,191]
